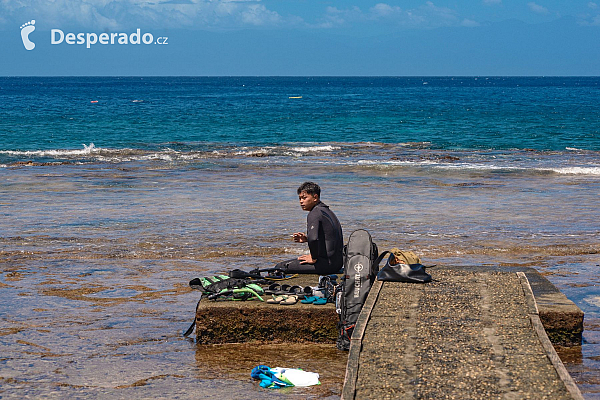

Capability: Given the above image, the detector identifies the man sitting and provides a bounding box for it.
[275,182,343,275]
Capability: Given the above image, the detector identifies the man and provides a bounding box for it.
[275,182,344,275]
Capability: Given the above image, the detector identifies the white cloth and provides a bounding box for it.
[271,367,320,387]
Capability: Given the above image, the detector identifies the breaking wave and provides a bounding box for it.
[288,145,340,152]
[2,142,599,177]
[550,167,600,175]
[0,143,98,157]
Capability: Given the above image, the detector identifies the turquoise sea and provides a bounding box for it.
[0,77,599,398]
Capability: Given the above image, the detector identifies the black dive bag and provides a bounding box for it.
[335,230,387,351]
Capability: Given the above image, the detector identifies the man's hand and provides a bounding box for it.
[292,232,308,243]
[298,254,316,264]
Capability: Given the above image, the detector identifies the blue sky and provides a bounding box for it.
[2,0,600,75]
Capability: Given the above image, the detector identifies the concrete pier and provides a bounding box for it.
[341,267,584,400]
[192,266,584,398]
[193,267,582,347]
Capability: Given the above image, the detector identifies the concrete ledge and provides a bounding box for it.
[523,269,584,346]
[194,275,338,344]
[195,303,337,344]
[518,272,584,400]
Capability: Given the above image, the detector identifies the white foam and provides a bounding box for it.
[436,163,521,171]
[0,143,98,157]
[180,152,209,160]
[398,141,432,147]
[288,145,340,152]
[234,149,271,156]
[356,159,438,166]
[435,163,600,176]
[353,160,600,177]
[141,153,174,162]
[550,167,600,175]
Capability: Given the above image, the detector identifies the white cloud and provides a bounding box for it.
[9,0,481,31]
[575,10,600,26]
[0,0,288,30]
[588,2,598,9]
[528,2,549,15]
[241,4,281,26]
[318,5,363,28]
[423,1,457,22]
[461,18,480,27]
[369,3,403,18]
[318,2,466,29]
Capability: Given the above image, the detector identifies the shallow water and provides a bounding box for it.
[0,154,598,398]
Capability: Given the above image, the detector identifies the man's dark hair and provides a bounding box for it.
[297,181,321,197]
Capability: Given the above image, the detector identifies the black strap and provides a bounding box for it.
[374,251,391,267]
[229,269,263,279]
[207,290,233,300]
[183,320,195,338]
[183,293,203,337]
[249,267,283,275]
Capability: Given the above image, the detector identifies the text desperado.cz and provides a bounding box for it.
[51,29,168,48]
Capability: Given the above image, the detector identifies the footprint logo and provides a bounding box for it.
[20,20,36,50]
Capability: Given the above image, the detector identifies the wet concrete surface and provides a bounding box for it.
[350,268,577,400]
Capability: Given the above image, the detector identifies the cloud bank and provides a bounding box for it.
[1,0,290,30]
[5,0,598,32]
[528,2,549,15]
[0,0,482,31]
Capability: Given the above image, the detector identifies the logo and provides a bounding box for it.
[20,20,36,50]
[353,262,364,298]
[19,20,168,51]
[51,28,168,49]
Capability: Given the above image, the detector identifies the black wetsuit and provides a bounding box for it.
[276,201,344,275]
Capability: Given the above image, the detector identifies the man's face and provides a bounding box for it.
[298,191,319,211]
